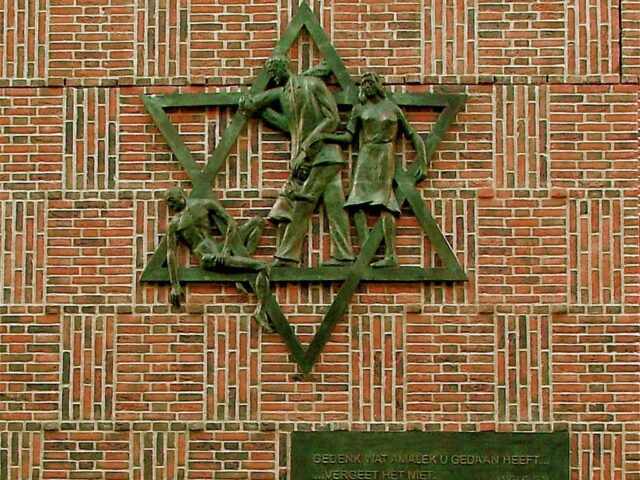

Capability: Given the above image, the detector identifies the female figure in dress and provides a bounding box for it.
[344,71,427,267]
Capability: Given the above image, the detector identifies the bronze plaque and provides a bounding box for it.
[291,432,569,480]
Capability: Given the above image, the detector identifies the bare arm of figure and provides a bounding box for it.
[397,105,427,182]
[322,132,352,144]
[166,220,184,307]
[260,108,290,133]
[302,62,333,78]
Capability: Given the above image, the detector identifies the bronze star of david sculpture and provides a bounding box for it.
[140,1,467,375]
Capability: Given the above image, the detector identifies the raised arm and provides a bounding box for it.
[240,88,283,117]
[397,105,427,182]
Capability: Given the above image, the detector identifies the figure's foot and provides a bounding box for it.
[253,305,274,333]
[370,256,399,268]
[321,256,355,267]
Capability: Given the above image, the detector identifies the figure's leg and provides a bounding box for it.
[371,210,399,268]
[224,255,267,271]
[321,168,355,264]
[353,209,369,246]
[202,253,267,271]
[252,270,273,332]
[274,166,327,264]
[238,216,263,255]
[274,201,317,264]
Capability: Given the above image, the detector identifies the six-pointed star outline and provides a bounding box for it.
[140,1,467,374]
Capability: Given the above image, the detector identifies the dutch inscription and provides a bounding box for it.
[292,432,569,480]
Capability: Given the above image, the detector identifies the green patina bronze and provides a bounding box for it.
[163,186,272,330]
[344,71,427,268]
[240,55,355,267]
[140,1,468,374]
[291,431,570,480]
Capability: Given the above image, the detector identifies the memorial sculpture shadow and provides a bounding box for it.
[139,2,468,375]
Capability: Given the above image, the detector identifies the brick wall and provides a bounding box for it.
[0,1,638,479]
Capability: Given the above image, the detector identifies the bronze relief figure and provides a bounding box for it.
[240,55,355,267]
[344,72,427,267]
[164,186,270,328]
[141,2,467,373]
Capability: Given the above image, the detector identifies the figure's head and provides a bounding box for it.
[165,186,187,211]
[359,71,385,103]
[266,55,291,85]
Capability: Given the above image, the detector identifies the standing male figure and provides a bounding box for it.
[240,55,355,266]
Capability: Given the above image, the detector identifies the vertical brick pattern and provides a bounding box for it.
[48,0,134,83]
[572,432,626,480]
[0,198,46,305]
[496,313,552,425]
[135,0,190,80]
[565,0,620,79]
[568,198,624,305]
[0,0,48,81]
[61,314,116,421]
[622,0,640,79]
[422,197,477,305]
[43,430,130,479]
[424,0,477,78]
[0,312,60,421]
[0,430,43,480]
[206,311,260,421]
[133,194,167,305]
[63,88,119,191]
[132,430,187,480]
[493,85,550,189]
[349,311,405,423]
[213,107,262,193]
[0,88,64,191]
[623,192,639,307]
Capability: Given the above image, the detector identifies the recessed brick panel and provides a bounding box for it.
[0,88,64,191]
[0,311,61,422]
[115,313,205,421]
[43,429,130,479]
[549,85,638,191]
[46,194,135,305]
[48,0,135,84]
